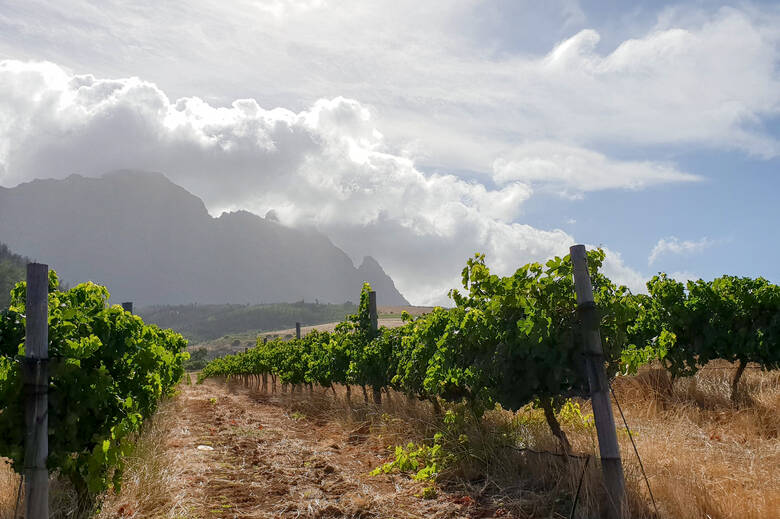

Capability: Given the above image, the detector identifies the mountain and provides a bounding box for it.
[0,171,409,306]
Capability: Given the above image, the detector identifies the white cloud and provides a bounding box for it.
[669,271,702,284]
[601,247,648,294]
[493,141,700,195]
[0,2,778,176]
[648,236,715,266]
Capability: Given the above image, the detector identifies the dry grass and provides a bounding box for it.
[0,459,21,519]
[0,459,92,519]
[607,363,780,519]
[96,396,191,519]
[2,364,777,518]
[260,363,779,519]
[267,386,626,518]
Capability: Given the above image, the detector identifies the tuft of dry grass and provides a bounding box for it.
[96,396,191,519]
[0,459,21,519]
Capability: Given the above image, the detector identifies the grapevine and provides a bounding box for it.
[0,272,189,504]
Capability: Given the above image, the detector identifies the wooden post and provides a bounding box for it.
[295,322,301,339]
[368,290,378,334]
[570,245,626,518]
[25,263,49,519]
[121,302,133,314]
[368,290,381,405]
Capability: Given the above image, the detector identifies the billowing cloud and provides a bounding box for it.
[648,236,715,266]
[0,60,657,303]
[0,3,778,176]
[0,60,559,303]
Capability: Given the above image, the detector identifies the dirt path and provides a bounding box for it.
[154,379,467,519]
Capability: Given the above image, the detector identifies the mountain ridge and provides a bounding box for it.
[0,170,409,306]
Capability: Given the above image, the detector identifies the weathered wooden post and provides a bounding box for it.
[25,263,49,519]
[570,245,626,518]
[295,322,301,339]
[121,301,133,314]
[368,291,382,404]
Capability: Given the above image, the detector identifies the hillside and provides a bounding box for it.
[0,171,408,306]
[138,301,358,344]
[0,243,29,309]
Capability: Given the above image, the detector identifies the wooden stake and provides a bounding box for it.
[570,245,626,518]
[25,263,49,519]
[121,302,133,314]
[295,322,301,339]
[368,290,378,334]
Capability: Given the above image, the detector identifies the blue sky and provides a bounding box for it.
[522,148,778,282]
[0,0,778,303]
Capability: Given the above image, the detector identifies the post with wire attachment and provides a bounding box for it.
[25,263,49,519]
[570,245,626,518]
[121,302,133,314]
[295,322,301,339]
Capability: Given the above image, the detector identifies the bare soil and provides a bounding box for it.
[102,379,470,519]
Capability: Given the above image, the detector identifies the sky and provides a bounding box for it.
[0,0,778,304]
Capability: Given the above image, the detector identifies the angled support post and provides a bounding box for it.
[570,245,626,518]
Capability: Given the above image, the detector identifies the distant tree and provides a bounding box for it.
[184,347,210,371]
[0,243,28,310]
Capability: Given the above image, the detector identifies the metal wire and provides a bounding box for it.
[569,455,591,519]
[609,383,659,517]
[508,445,590,461]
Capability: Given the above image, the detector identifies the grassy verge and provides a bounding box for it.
[95,396,186,519]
